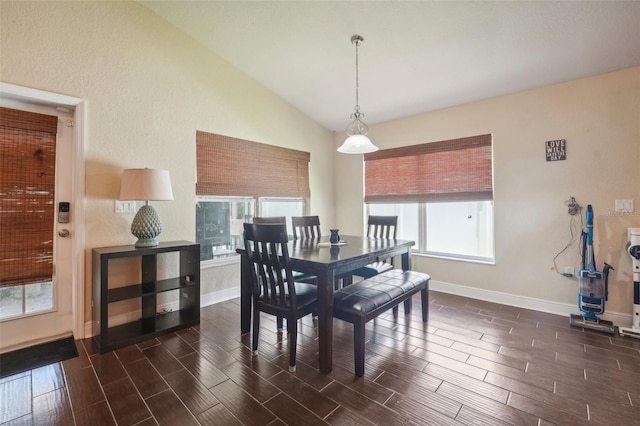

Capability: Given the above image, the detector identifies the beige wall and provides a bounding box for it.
[2,1,639,330]
[0,1,335,324]
[334,66,640,318]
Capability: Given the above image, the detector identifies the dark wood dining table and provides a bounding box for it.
[238,234,415,374]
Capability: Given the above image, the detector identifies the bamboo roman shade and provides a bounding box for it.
[0,107,58,287]
[196,131,310,198]
[364,134,493,203]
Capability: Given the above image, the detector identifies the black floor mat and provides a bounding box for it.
[0,336,78,379]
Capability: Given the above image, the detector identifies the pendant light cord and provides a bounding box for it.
[354,39,360,114]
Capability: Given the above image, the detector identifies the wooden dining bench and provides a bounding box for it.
[332,269,430,377]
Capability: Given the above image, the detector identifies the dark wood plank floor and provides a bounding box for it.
[2,291,640,425]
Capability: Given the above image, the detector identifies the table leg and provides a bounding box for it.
[317,270,334,374]
[401,248,412,271]
[240,253,251,334]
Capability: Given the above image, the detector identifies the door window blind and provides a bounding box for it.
[0,107,58,287]
[364,134,493,203]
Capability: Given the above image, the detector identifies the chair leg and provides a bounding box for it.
[288,317,297,372]
[354,320,366,377]
[421,288,429,322]
[342,275,353,286]
[392,305,398,316]
[277,316,283,331]
[252,308,260,355]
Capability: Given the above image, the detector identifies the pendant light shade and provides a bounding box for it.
[337,35,378,154]
[338,134,378,154]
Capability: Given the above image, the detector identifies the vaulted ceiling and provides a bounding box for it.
[139,1,640,131]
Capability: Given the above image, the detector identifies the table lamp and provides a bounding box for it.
[119,168,174,247]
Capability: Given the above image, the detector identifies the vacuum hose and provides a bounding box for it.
[603,263,614,301]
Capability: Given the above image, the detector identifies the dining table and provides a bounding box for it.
[238,234,415,374]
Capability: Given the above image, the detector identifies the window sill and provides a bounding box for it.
[0,307,56,323]
[413,251,495,266]
[201,254,240,269]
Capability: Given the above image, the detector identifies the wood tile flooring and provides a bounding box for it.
[2,291,640,425]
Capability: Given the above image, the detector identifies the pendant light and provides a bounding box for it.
[337,35,379,154]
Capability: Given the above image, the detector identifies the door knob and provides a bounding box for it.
[58,229,70,238]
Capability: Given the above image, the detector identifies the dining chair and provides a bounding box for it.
[343,215,398,285]
[243,222,318,372]
[253,216,318,323]
[253,216,287,225]
[292,215,322,240]
[291,215,347,291]
[254,217,319,277]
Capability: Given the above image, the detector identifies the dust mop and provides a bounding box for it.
[569,205,615,334]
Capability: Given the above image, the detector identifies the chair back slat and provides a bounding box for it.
[367,215,398,239]
[243,223,298,310]
[292,215,321,240]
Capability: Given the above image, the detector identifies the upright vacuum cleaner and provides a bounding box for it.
[619,228,640,338]
[569,205,616,334]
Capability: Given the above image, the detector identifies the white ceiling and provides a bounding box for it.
[139,1,640,132]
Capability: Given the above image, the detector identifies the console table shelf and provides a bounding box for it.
[92,241,200,353]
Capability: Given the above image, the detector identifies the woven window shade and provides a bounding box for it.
[364,134,493,203]
[0,107,58,287]
[196,131,310,198]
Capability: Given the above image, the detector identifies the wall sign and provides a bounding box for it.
[546,139,566,161]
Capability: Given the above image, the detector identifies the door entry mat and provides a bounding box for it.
[0,336,78,379]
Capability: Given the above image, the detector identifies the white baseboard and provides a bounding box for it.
[430,279,632,327]
[83,281,633,338]
[201,286,240,308]
[84,286,240,338]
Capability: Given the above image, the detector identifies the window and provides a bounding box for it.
[259,198,305,232]
[195,131,310,261]
[369,201,494,261]
[365,134,494,263]
[196,197,254,260]
[195,197,304,261]
[0,282,54,320]
[366,203,420,250]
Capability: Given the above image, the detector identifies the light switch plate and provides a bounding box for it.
[115,200,136,213]
[615,199,634,213]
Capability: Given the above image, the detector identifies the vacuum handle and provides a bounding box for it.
[586,205,594,246]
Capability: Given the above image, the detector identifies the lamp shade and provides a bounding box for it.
[119,168,174,201]
[337,134,379,154]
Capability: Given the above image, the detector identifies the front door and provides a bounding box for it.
[0,95,81,351]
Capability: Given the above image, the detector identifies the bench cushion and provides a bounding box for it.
[333,270,430,321]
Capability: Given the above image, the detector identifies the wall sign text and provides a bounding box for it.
[546,139,566,161]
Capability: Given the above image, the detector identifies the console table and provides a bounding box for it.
[92,241,200,353]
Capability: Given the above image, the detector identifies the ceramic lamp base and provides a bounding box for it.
[131,204,162,248]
